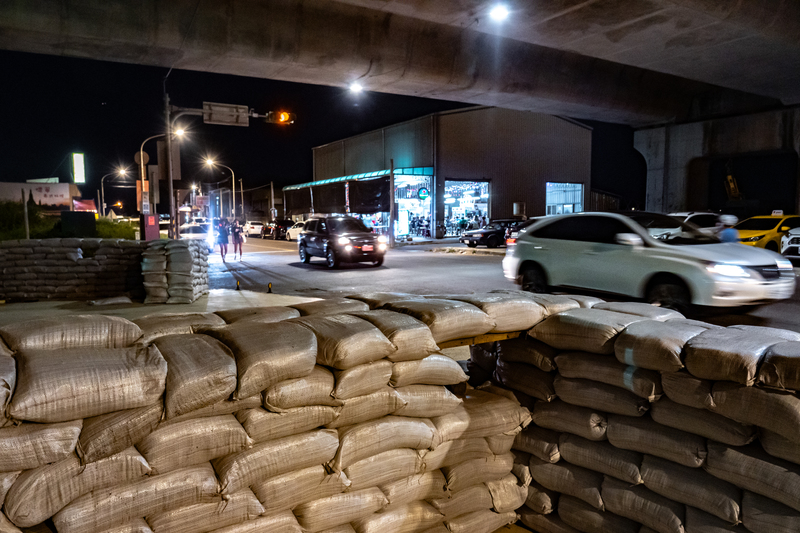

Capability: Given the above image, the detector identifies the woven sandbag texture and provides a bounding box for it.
[497,337,559,372]
[554,376,650,417]
[614,320,718,373]
[263,365,342,412]
[153,334,237,419]
[558,433,644,485]
[557,494,640,533]
[660,371,715,410]
[442,452,515,492]
[352,501,444,533]
[444,509,517,533]
[52,463,220,533]
[292,487,388,532]
[343,448,423,491]
[378,470,448,506]
[392,385,462,418]
[0,420,82,472]
[159,395,262,426]
[291,298,370,316]
[530,308,648,355]
[331,416,436,471]
[529,455,605,511]
[532,400,608,441]
[133,312,226,344]
[380,298,495,343]
[344,292,418,308]
[236,405,339,442]
[332,360,392,399]
[290,314,396,369]
[760,429,800,465]
[555,352,662,401]
[430,389,531,446]
[592,302,683,321]
[525,481,559,515]
[0,354,15,427]
[214,306,301,324]
[684,327,800,385]
[350,310,439,362]
[0,471,21,508]
[77,402,162,464]
[390,354,468,387]
[251,465,350,513]
[758,341,800,390]
[711,382,800,443]
[0,315,142,351]
[601,475,685,533]
[649,398,755,447]
[10,345,167,423]
[487,432,516,455]
[494,358,556,401]
[420,437,494,471]
[199,321,317,399]
[428,484,494,519]
[741,490,800,533]
[3,448,150,527]
[210,510,302,532]
[145,488,264,533]
[443,294,546,332]
[486,472,529,512]
[505,293,581,316]
[519,505,580,533]
[606,415,707,468]
[514,426,561,464]
[326,387,406,428]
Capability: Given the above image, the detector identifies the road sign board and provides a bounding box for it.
[203,102,250,126]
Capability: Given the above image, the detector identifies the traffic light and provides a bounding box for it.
[265,111,296,124]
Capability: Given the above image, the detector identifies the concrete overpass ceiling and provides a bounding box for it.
[0,0,790,126]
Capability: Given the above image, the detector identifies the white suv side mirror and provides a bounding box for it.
[616,233,644,247]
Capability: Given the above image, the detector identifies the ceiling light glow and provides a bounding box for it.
[490,5,509,21]
[350,83,363,93]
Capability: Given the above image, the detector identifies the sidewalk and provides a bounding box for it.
[0,289,320,327]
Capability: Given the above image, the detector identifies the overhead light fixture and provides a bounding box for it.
[350,82,363,93]
[489,5,509,21]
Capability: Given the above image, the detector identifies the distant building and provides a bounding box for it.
[284,106,591,238]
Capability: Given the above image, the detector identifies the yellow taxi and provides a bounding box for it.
[735,212,800,252]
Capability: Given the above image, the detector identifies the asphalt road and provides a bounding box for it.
[210,237,800,332]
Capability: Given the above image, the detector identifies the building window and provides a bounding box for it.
[546,182,583,215]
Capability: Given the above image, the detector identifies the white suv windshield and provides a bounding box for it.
[628,213,720,245]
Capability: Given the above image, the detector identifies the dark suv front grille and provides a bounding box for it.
[750,265,784,280]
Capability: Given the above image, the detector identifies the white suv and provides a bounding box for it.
[502,211,795,311]
[782,228,800,258]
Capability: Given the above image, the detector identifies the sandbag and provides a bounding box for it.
[351,310,439,361]
[497,337,558,372]
[390,354,468,387]
[326,387,405,428]
[685,327,800,385]
[332,360,392,399]
[0,420,82,471]
[532,400,608,441]
[684,506,748,533]
[199,322,317,399]
[526,481,559,514]
[444,509,516,533]
[343,448,423,491]
[506,293,581,315]
[614,320,717,372]
[431,389,531,446]
[332,416,436,471]
[554,376,649,417]
[194,510,302,533]
[163,395,262,425]
[760,429,800,465]
[757,341,800,390]
[557,494,640,533]
[379,470,448,506]
[319,526,357,533]
[52,463,220,533]
[608,415,706,468]
[442,452,515,492]
[555,352,662,401]
[559,433,644,485]
[514,426,561,463]
[133,313,226,344]
[429,485,493,519]
[393,385,462,418]
[213,429,339,495]
[0,471,20,507]
[529,455,604,510]
[263,366,342,412]
[214,306,301,324]
[741,491,800,533]
[146,489,264,533]
[10,345,167,423]
[0,315,142,350]
[293,488,388,532]
[137,415,252,475]
[381,299,495,343]
[421,437,494,471]
[345,292,419,308]
[153,334,237,419]
[445,294,546,332]
[593,302,683,321]
[291,314,396,369]
[353,501,444,533]
[512,450,533,486]
[711,382,800,443]
[661,371,715,410]
[486,473,529,512]
[486,433,516,455]
[494,359,556,401]
[530,309,647,355]
[94,518,154,533]
[601,475,685,533]
[704,441,800,513]
[4,448,150,527]
[0,356,15,427]
[642,455,740,524]
[650,398,755,446]
[565,295,605,308]
[236,406,338,442]
[519,505,579,533]
[292,298,370,316]
[252,465,350,513]
[78,402,163,464]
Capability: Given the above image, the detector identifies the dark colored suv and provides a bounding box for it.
[459,219,524,248]
[298,216,387,268]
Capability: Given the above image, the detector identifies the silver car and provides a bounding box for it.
[502,211,795,311]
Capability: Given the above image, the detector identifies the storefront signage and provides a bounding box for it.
[418,188,430,200]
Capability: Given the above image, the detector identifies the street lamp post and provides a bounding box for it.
[206,160,236,219]
[138,129,184,230]
[100,168,127,217]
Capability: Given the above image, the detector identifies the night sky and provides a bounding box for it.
[0,49,646,213]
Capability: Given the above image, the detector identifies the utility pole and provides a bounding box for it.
[240,179,244,220]
[164,93,176,238]
[21,189,29,240]
[270,181,276,220]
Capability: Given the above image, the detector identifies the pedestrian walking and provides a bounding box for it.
[231,219,245,260]
[718,215,740,243]
[217,220,230,261]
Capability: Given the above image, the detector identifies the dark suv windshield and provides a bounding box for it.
[328,218,370,233]
[627,212,720,245]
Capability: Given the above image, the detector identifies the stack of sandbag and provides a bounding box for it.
[0,238,84,301]
[163,240,209,304]
[84,238,147,301]
[141,241,169,304]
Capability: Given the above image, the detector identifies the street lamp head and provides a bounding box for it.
[175,129,185,137]
[205,159,215,166]
[192,184,197,190]
[489,4,509,21]
[118,168,127,176]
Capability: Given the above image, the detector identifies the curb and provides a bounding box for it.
[427,247,506,256]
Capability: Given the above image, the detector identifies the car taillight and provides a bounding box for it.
[506,238,517,245]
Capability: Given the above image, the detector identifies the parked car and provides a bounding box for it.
[781,228,800,258]
[298,216,387,268]
[668,212,724,235]
[735,214,800,252]
[502,211,795,312]
[459,219,524,248]
[286,221,307,241]
[244,220,264,237]
[262,219,293,240]
[505,217,544,244]
[178,223,215,252]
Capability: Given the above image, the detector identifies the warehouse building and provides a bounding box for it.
[284,106,592,238]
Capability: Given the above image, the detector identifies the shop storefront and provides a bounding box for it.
[444,181,489,236]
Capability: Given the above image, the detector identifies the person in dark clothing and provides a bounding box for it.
[231,219,244,260]
[217,220,230,261]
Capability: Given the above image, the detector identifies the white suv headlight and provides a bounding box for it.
[706,263,750,277]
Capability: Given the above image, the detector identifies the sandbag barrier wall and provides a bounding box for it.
[0,292,543,533]
[0,238,147,301]
[141,240,210,304]
[466,296,800,533]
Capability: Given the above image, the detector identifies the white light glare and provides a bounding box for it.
[706,263,750,278]
[350,83,363,93]
[338,237,351,245]
[489,5,509,21]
